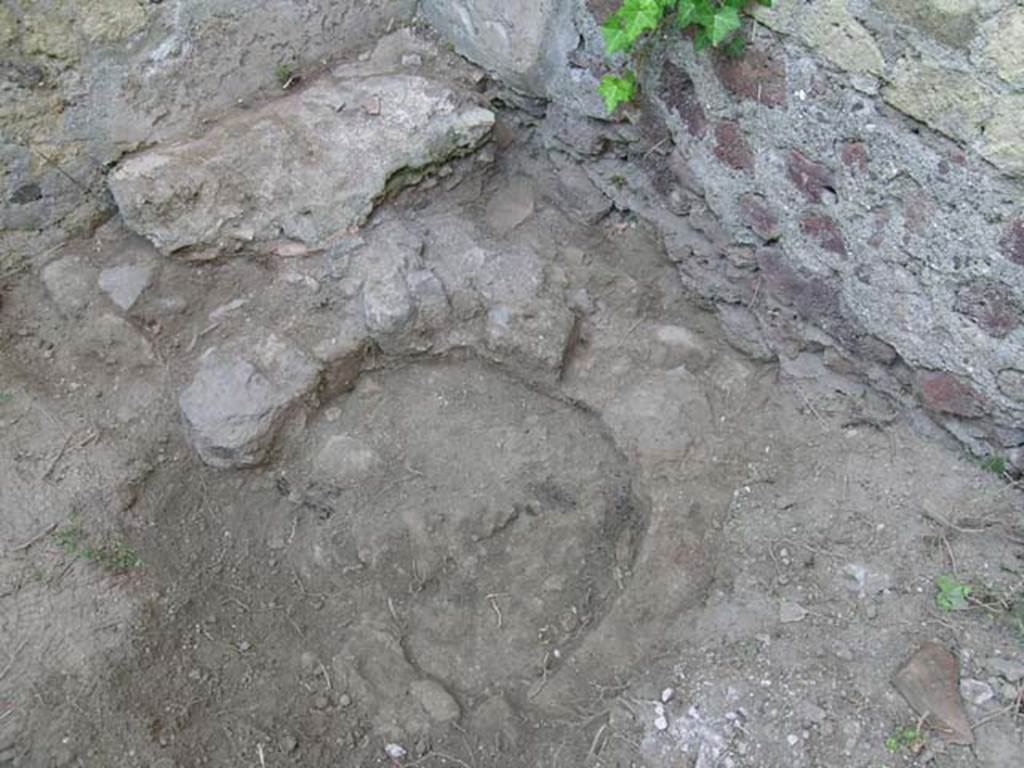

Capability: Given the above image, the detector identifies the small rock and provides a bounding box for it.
[797,701,827,725]
[410,678,461,723]
[280,735,298,753]
[985,657,1024,683]
[485,177,535,234]
[42,254,97,316]
[892,642,973,746]
[484,300,575,373]
[337,693,352,708]
[401,53,423,67]
[650,325,710,371]
[959,678,995,706]
[661,687,675,704]
[179,332,322,468]
[313,435,382,487]
[281,270,320,292]
[237,640,250,652]
[654,714,669,731]
[844,563,890,596]
[779,601,808,623]
[384,744,407,760]
[363,268,414,338]
[552,163,612,224]
[786,734,800,747]
[98,262,155,311]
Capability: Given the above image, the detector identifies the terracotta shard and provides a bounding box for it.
[892,642,973,745]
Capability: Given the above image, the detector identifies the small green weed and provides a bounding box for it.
[274,63,296,87]
[54,518,142,573]
[885,725,925,754]
[935,574,972,612]
[980,455,1008,476]
[599,0,774,112]
[0,391,11,405]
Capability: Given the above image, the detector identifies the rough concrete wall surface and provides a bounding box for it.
[424,0,1024,462]
[0,0,415,261]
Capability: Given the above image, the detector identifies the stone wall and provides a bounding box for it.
[0,0,415,266]
[425,0,1024,465]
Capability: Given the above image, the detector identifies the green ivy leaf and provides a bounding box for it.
[693,26,710,52]
[603,0,665,53]
[935,574,972,612]
[602,12,633,54]
[694,1,716,28]
[677,0,698,27]
[598,72,637,113]
[708,6,741,46]
[756,0,774,6]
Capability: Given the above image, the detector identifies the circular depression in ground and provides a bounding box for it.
[294,358,646,695]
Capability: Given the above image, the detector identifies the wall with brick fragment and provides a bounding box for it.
[645,0,1024,460]
[426,0,1024,464]
[0,0,415,268]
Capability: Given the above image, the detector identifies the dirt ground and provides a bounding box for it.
[1,125,1023,768]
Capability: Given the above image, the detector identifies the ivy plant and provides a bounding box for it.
[599,0,773,112]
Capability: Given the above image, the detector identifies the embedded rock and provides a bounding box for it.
[179,333,322,468]
[41,254,98,317]
[312,435,383,488]
[98,263,155,311]
[109,74,494,255]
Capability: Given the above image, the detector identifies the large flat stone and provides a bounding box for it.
[756,0,884,75]
[877,0,980,49]
[882,60,991,143]
[109,74,494,255]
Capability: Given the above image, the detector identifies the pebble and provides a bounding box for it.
[281,735,298,753]
[485,177,535,234]
[338,693,352,708]
[384,744,407,759]
[786,734,800,747]
[985,657,1024,683]
[661,687,675,704]
[834,644,855,662]
[654,715,669,731]
[98,263,155,311]
[959,678,995,706]
[797,701,827,725]
[779,601,808,623]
